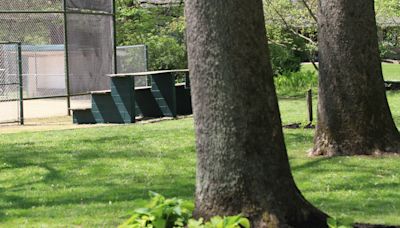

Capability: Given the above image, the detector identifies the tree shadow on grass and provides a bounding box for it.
[285,130,400,225]
[0,136,196,223]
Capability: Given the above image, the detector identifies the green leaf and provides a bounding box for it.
[173,206,182,216]
[119,214,139,227]
[152,218,167,228]
[238,218,250,228]
[182,201,195,211]
[119,192,196,228]
[151,207,164,219]
[188,218,205,228]
[174,218,185,227]
[209,216,223,225]
[135,208,151,215]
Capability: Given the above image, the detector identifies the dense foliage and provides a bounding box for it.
[119,192,193,228]
[263,0,400,60]
[116,0,399,75]
[119,192,250,228]
[116,0,306,73]
[264,0,318,74]
[116,0,187,71]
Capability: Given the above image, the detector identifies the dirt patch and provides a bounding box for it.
[0,98,90,123]
[0,116,113,134]
[0,115,191,134]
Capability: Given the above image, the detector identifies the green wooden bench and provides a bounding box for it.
[71,69,192,124]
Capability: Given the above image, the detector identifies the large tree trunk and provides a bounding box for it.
[311,0,400,156]
[185,0,327,227]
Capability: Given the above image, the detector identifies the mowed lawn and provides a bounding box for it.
[1,64,400,227]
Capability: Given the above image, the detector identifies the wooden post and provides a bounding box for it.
[307,89,313,124]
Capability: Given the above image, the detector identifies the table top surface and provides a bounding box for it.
[108,69,189,77]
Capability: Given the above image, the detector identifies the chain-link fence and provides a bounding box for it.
[0,12,66,99]
[0,42,23,124]
[117,45,149,87]
[0,1,63,11]
[0,0,116,123]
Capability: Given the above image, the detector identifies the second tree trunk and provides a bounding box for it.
[312,0,400,156]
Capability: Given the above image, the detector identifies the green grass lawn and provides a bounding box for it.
[275,63,400,97]
[275,63,400,98]
[279,92,400,125]
[1,94,400,227]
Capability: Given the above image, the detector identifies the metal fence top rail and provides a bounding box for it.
[0,41,21,44]
[117,45,147,49]
[0,44,64,52]
[0,10,113,16]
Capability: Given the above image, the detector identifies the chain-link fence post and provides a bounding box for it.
[17,42,24,125]
[63,0,71,116]
[113,0,118,75]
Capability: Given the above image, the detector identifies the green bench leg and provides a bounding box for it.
[151,73,177,117]
[111,77,136,123]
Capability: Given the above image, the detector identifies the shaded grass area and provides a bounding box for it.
[280,91,400,226]
[0,121,196,227]
[1,93,400,226]
[288,131,400,225]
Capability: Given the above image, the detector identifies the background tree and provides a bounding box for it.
[116,0,319,74]
[185,0,327,226]
[311,0,400,156]
[263,0,319,73]
[116,0,187,70]
[263,0,400,64]
[375,0,400,59]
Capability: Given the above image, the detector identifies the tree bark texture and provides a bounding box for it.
[185,0,327,227]
[312,0,400,156]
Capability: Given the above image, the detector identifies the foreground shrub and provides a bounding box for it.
[119,192,193,228]
[119,192,250,228]
[188,215,250,228]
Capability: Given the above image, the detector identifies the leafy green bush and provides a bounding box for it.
[269,43,302,76]
[379,41,397,59]
[119,192,193,228]
[116,3,187,71]
[146,35,187,70]
[188,215,250,228]
[119,192,250,228]
[274,70,318,97]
